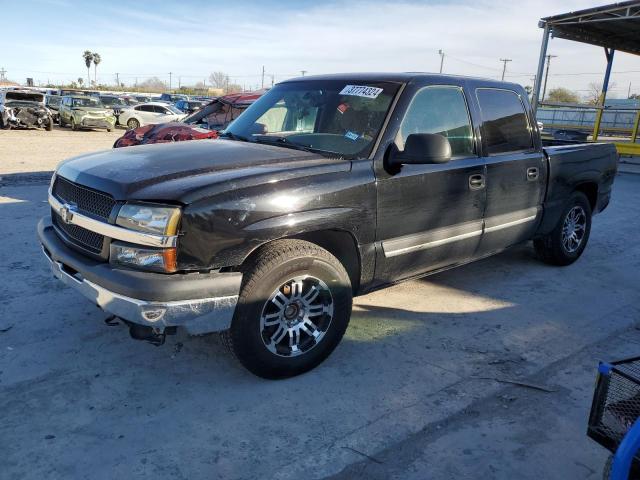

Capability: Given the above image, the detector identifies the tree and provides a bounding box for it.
[138,76,166,92]
[547,87,580,104]
[92,52,101,84]
[77,77,84,86]
[82,50,93,86]
[586,81,616,105]
[629,93,639,100]
[208,71,229,89]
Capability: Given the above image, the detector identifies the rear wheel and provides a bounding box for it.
[222,240,353,379]
[70,117,78,131]
[534,191,592,266]
[127,118,140,130]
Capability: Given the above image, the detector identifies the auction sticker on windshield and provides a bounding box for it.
[339,85,384,99]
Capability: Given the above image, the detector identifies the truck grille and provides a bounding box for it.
[52,176,116,221]
[51,176,115,257]
[52,211,104,254]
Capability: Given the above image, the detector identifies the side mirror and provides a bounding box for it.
[390,133,452,165]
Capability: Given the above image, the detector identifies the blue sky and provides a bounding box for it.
[2,0,639,97]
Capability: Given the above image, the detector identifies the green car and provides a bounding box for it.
[58,95,116,131]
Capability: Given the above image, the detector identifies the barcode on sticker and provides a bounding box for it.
[339,85,384,99]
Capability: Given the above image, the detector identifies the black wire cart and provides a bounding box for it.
[588,357,640,479]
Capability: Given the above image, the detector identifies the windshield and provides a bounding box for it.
[6,92,44,103]
[100,96,125,106]
[71,97,103,108]
[166,105,183,114]
[224,80,400,158]
[46,96,61,106]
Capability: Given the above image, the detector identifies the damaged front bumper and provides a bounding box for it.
[38,218,241,335]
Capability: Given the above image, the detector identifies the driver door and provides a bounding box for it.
[375,84,486,283]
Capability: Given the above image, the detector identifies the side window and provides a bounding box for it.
[398,86,475,157]
[476,89,533,155]
[153,106,168,114]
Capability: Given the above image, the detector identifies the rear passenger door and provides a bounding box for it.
[475,88,545,255]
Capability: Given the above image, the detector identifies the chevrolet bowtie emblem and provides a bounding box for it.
[60,203,76,224]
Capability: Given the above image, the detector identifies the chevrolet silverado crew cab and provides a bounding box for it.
[38,73,618,378]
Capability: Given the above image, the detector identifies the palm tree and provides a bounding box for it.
[92,52,101,85]
[77,77,84,87]
[82,51,93,86]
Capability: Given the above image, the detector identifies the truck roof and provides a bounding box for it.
[280,72,523,90]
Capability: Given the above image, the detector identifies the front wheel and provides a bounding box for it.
[534,191,592,266]
[70,117,78,131]
[222,240,353,379]
[127,118,140,130]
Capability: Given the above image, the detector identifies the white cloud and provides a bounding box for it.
[4,0,640,96]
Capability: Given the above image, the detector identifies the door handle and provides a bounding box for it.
[469,174,485,190]
[527,167,539,181]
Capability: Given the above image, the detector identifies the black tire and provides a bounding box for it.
[58,115,64,127]
[45,116,53,131]
[222,239,353,379]
[127,118,140,130]
[534,191,592,266]
[71,117,78,131]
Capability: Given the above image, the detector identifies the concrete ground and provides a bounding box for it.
[0,126,122,176]
[0,134,639,478]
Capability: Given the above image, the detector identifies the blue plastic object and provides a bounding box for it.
[610,418,640,480]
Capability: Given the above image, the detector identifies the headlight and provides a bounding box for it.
[116,203,181,235]
[110,242,177,273]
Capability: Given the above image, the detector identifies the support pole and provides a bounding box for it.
[593,48,615,142]
[532,22,550,116]
[631,110,640,144]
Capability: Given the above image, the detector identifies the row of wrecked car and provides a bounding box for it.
[0,87,266,151]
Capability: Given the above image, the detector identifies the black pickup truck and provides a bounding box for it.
[38,73,618,378]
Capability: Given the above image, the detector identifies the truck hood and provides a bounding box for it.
[56,139,348,203]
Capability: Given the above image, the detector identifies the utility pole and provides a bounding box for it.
[168,72,173,91]
[541,55,557,103]
[438,50,445,74]
[261,66,265,89]
[115,72,120,88]
[0,67,7,82]
[500,58,512,81]
[178,76,181,89]
[300,70,307,77]
[628,82,632,99]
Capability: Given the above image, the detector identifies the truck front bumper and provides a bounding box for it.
[38,218,242,335]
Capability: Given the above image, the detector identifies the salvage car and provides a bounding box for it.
[39,73,618,379]
[112,91,262,148]
[58,95,115,131]
[118,102,185,130]
[174,99,206,114]
[45,95,61,124]
[0,90,53,130]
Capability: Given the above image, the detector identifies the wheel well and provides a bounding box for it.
[575,182,598,210]
[241,230,362,294]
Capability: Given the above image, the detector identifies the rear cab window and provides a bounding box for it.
[475,88,533,155]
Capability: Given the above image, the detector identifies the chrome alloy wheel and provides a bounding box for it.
[562,206,587,253]
[260,275,334,357]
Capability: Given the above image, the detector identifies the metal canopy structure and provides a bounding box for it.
[532,1,640,155]
[542,2,640,55]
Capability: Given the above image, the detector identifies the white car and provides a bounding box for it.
[118,102,185,129]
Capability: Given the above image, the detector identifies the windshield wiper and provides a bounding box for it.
[253,136,327,155]
[220,131,250,142]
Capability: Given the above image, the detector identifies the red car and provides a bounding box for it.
[113,90,265,148]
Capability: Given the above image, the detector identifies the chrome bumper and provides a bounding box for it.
[42,246,238,335]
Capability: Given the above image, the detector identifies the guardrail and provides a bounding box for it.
[537,103,640,156]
